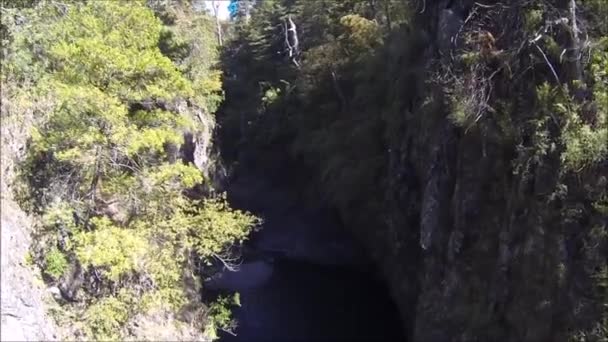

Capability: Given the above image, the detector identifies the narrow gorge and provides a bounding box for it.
[1,0,607,341]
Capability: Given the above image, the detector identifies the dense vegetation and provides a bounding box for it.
[1,1,257,340]
[1,0,606,340]
[220,0,607,340]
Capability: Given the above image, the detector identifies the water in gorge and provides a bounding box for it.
[205,175,405,342]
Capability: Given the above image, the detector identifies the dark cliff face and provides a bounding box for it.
[384,107,606,341]
[218,0,607,340]
[366,2,608,341]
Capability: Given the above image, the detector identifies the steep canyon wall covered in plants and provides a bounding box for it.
[219,0,608,340]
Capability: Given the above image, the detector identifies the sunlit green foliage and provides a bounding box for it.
[4,1,256,339]
[46,1,192,101]
[84,296,130,341]
[338,14,380,53]
[151,0,225,112]
[74,218,148,281]
[43,246,68,280]
[532,73,607,172]
[203,294,241,340]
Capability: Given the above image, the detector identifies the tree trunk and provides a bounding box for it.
[212,0,223,46]
[284,15,300,67]
[568,0,582,83]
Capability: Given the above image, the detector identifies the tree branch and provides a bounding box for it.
[284,15,300,68]
[212,252,242,272]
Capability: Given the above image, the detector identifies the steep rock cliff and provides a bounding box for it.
[1,87,60,340]
[217,1,606,340]
[374,1,608,341]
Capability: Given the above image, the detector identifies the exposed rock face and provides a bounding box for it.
[169,99,229,190]
[1,197,60,341]
[57,262,84,302]
[337,2,607,341]
[395,123,604,341]
[1,95,60,340]
[155,98,214,173]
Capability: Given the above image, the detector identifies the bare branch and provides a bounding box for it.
[533,43,560,85]
[287,16,299,55]
[211,252,242,272]
[220,327,237,336]
[418,0,425,14]
[284,15,300,68]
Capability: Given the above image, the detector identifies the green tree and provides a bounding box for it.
[3,1,257,339]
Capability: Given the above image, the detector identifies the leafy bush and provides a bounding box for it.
[74,218,147,281]
[43,246,68,280]
[203,294,241,340]
[84,296,130,341]
[534,78,608,172]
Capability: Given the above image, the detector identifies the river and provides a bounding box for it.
[206,175,405,342]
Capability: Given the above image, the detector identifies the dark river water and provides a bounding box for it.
[220,258,404,342]
[208,176,405,342]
